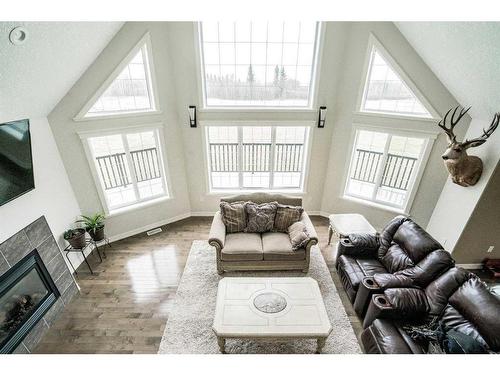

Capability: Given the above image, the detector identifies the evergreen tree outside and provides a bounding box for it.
[278,66,287,98]
[247,64,255,100]
[273,65,280,98]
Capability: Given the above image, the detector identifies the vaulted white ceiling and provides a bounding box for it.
[396,22,500,121]
[0,22,123,122]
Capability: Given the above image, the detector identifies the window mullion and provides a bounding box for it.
[238,126,243,188]
[371,134,391,201]
[122,133,141,201]
[269,127,276,188]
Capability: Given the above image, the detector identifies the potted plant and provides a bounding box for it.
[64,228,86,249]
[77,213,106,241]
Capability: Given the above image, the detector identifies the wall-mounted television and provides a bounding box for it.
[0,119,35,206]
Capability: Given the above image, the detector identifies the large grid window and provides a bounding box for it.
[200,22,319,107]
[361,46,431,118]
[206,126,309,191]
[86,44,156,117]
[86,128,168,212]
[344,129,428,210]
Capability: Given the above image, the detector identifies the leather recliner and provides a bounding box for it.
[361,267,500,353]
[336,215,454,317]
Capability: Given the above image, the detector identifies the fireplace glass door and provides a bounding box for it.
[0,249,60,353]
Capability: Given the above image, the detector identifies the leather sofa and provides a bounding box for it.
[361,267,500,353]
[336,215,454,317]
[208,193,318,274]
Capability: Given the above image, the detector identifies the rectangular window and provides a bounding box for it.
[344,129,428,210]
[85,128,169,212]
[206,125,309,191]
[199,22,320,108]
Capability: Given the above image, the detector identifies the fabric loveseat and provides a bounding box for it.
[208,193,318,274]
[361,267,500,353]
[336,215,454,317]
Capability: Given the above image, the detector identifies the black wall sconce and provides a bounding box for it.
[318,106,327,128]
[188,105,197,128]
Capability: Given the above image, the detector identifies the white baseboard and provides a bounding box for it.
[190,211,215,217]
[456,263,483,270]
[303,211,330,218]
[108,210,333,244]
[108,212,191,243]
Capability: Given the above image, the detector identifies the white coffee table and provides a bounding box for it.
[212,277,332,353]
[328,213,376,244]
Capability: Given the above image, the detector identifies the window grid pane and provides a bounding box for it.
[207,126,307,190]
[345,130,425,208]
[201,22,318,107]
[362,47,431,118]
[88,46,154,116]
[88,130,167,210]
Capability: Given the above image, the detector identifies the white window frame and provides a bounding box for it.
[194,22,324,112]
[341,122,437,214]
[74,32,162,122]
[355,33,440,121]
[78,123,172,215]
[201,121,314,194]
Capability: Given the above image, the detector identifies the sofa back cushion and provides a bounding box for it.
[244,202,278,233]
[222,192,301,206]
[447,277,500,351]
[220,201,247,233]
[274,204,304,232]
[378,216,443,272]
[425,267,473,318]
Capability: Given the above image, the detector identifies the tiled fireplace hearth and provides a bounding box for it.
[0,216,79,353]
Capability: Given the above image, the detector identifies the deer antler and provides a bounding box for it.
[437,106,471,143]
[462,112,500,148]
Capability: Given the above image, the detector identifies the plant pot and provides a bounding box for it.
[67,228,86,249]
[87,226,105,242]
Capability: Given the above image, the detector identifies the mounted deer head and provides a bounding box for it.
[437,106,499,187]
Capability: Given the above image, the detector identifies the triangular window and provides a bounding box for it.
[77,34,158,119]
[361,42,433,118]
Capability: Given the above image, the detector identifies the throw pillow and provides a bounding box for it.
[220,201,247,233]
[244,202,278,233]
[273,204,304,232]
[288,221,310,251]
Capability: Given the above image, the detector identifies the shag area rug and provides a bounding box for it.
[158,240,361,354]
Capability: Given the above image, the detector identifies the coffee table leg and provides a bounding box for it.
[328,226,333,245]
[217,337,226,354]
[316,338,326,354]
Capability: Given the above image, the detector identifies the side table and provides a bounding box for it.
[64,238,110,275]
[328,213,376,245]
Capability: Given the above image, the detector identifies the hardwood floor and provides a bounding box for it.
[35,216,362,354]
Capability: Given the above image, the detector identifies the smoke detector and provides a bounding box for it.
[9,26,28,45]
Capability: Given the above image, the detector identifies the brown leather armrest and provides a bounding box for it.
[353,276,383,318]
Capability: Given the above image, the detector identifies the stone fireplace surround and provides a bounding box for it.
[0,216,79,353]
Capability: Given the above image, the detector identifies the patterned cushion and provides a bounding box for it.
[220,201,247,233]
[244,202,278,233]
[273,204,304,232]
[288,221,310,251]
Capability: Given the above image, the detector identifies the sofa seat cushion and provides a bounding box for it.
[262,232,305,261]
[221,233,263,261]
[337,255,387,302]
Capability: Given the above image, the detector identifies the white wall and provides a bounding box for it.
[426,117,500,252]
[317,22,465,230]
[47,21,465,240]
[0,117,81,250]
[48,23,192,240]
[165,22,349,215]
